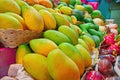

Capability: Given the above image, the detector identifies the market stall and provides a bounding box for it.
[0,0,120,80]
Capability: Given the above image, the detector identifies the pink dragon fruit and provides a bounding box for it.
[108,41,120,55]
[104,33,115,45]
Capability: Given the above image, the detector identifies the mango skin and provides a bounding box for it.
[23,54,53,80]
[43,30,72,45]
[47,49,80,80]
[22,6,44,32]
[29,38,58,57]
[0,13,23,29]
[16,44,32,64]
[0,0,21,15]
[58,42,85,77]
[75,44,92,68]
[39,9,56,30]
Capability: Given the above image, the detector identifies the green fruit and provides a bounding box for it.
[58,2,68,6]
[23,54,52,80]
[72,9,84,21]
[84,5,93,13]
[88,29,103,41]
[84,18,94,23]
[57,4,65,9]
[91,35,101,47]
[47,49,80,80]
[75,44,92,68]
[58,25,78,45]
[78,38,91,53]
[91,10,102,18]
[68,4,75,9]
[63,14,72,23]
[43,30,72,45]
[69,0,76,6]
[70,24,82,36]
[58,42,85,77]
[76,0,82,5]
[52,12,70,26]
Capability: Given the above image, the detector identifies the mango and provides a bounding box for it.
[15,0,29,8]
[59,0,69,3]
[0,13,23,29]
[70,24,82,37]
[58,25,78,45]
[33,4,47,11]
[22,6,44,32]
[23,54,53,80]
[39,9,56,30]
[5,12,27,30]
[16,44,32,64]
[75,44,92,68]
[0,0,21,15]
[52,13,70,26]
[59,6,72,15]
[29,38,58,57]
[43,30,72,45]
[47,49,80,80]
[37,0,53,8]
[58,42,85,77]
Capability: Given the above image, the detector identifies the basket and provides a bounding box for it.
[0,29,42,48]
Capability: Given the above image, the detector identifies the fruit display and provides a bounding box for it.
[0,0,120,80]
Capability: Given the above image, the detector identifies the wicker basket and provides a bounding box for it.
[0,29,42,48]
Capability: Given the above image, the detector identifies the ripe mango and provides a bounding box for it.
[33,4,47,11]
[52,13,70,26]
[15,0,29,8]
[75,44,92,68]
[22,6,44,32]
[0,0,21,15]
[39,9,56,30]
[58,42,85,77]
[58,25,78,45]
[43,30,72,45]
[47,49,80,80]
[60,6,72,15]
[0,13,23,29]
[23,54,53,80]
[5,12,27,30]
[37,0,53,8]
[29,38,58,57]
[16,44,32,64]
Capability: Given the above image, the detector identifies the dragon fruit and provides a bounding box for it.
[104,33,115,45]
[108,41,120,55]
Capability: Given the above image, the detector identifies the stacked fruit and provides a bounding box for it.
[0,0,112,80]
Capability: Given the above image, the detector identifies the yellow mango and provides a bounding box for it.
[29,38,58,56]
[39,9,56,30]
[47,49,80,80]
[23,54,53,80]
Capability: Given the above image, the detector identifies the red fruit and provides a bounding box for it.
[108,43,120,55]
[99,54,116,64]
[98,59,113,75]
[99,49,113,55]
[85,71,105,80]
[104,33,115,45]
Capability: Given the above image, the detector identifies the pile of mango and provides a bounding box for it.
[0,0,106,80]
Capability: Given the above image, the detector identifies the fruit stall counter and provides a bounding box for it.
[0,0,120,80]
